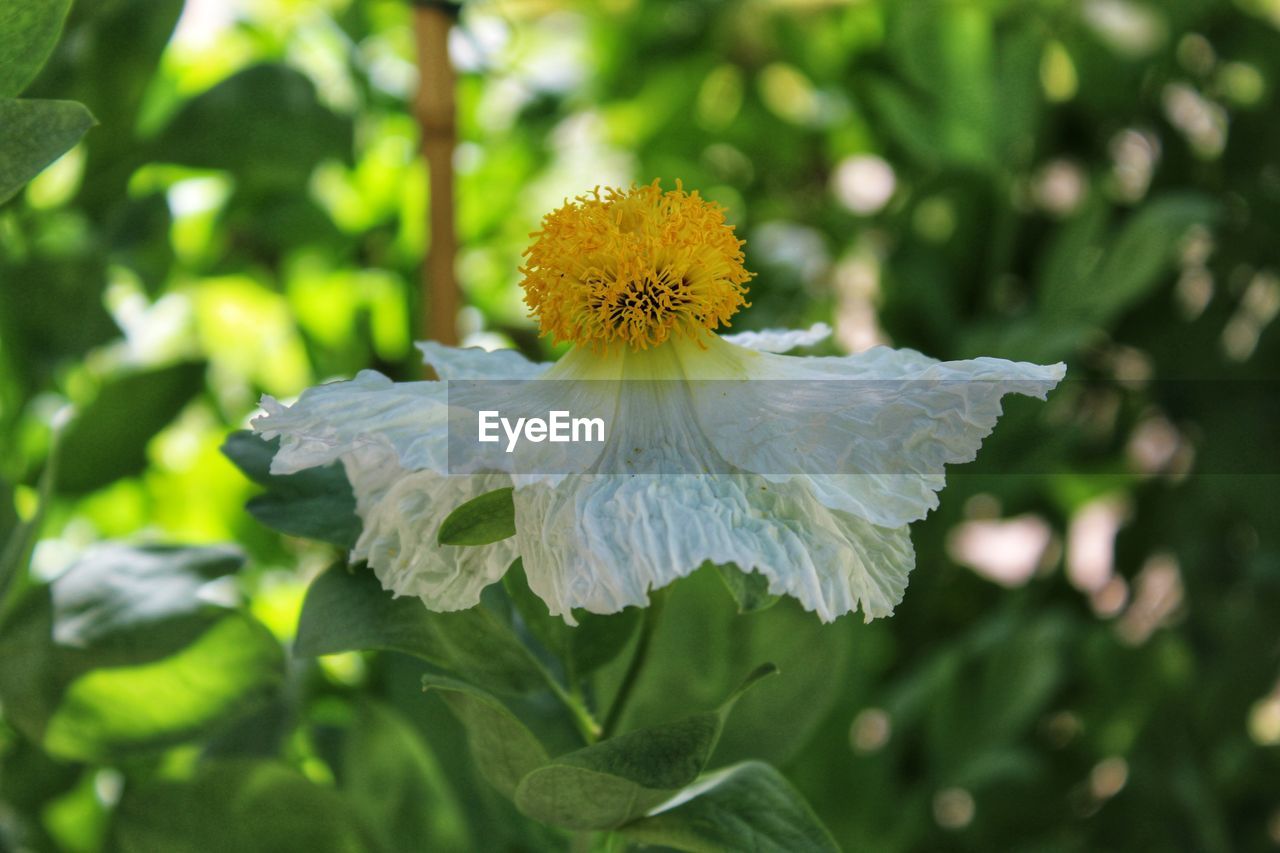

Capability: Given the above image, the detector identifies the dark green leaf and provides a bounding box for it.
[1041,193,1218,323]
[112,760,378,853]
[0,98,94,203]
[504,559,642,675]
[54,361,206,495]
[0,0,73,97]
[623,762,840,853]
[294,562,545,695]
[513,665,776,830]
[221,430,360,548]
[152,64,351,188]
[422,676,550,801]
[613,568,855,768]
[863,79,939,168]
[438,487,515,546]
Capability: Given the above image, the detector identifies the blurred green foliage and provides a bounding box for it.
[2,0,1280,850]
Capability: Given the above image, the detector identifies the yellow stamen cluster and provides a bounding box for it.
[520,181,753,351]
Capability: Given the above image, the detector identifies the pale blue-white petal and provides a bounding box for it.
[515,471,914,624]
[417,341,549,379]
[355,470,517,611]
[512,378,914,623]
[673,335,1065,527]
[718,322,832,353]
[253,370,448,475]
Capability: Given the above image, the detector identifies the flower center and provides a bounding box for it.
[520,181,753,351]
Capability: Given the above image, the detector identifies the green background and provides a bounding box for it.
[2,0,1279,850]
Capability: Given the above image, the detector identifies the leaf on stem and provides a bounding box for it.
[422,677,550,800]
[513,665,777,830]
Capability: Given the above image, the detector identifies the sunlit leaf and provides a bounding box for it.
[43,614,283,761]
[0,544,283,762]
[623,762,839,853]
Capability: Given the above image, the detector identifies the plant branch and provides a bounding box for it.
[412,3,460,352]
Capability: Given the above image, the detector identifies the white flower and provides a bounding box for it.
[253,183,1063,623]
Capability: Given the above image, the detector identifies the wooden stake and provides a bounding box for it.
[413,3,460,349]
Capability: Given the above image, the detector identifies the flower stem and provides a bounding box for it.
[539,661,602,744]
[602,588,667,738]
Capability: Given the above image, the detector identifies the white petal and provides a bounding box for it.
[417,341,548,379]
[677,335,1065,527]
[515,471,914,624]
[355,470,517,611]
[253,370,448,474]
[719,322,832,353]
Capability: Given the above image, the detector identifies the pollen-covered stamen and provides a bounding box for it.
[520,181,753,351]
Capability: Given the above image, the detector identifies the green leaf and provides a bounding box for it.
[1,422,59,616]
[611,568,855,768]
[0,98,95,203]
[623,762,840,853]
[152,64,351,188]
[0,0,73,97]
[422,676,550,800]
[341,700,472,852]
[863,79,938,168]
[43,613,283,761]
[0,544,284,762]
[1040,193,1218,324]
[712,562,780,614]
[438,487,515,546]
[513,665,776,830]
[54,361,206,495]
[503,559,642,676]
[112,760,378,853]
[47,544,244,651]
[294,562,545,695]
[221,431,360,548]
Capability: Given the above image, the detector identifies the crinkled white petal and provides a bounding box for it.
[515,472,914,624]
[719,322,832,353]
[250,333,1060,623]
[417,341,549,380]
[513,376,914,623]
[672,335,1065,527]
[253,370,448,475]
[355,470,517,611]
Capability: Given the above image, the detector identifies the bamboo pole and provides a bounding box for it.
[413,2,460,349]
